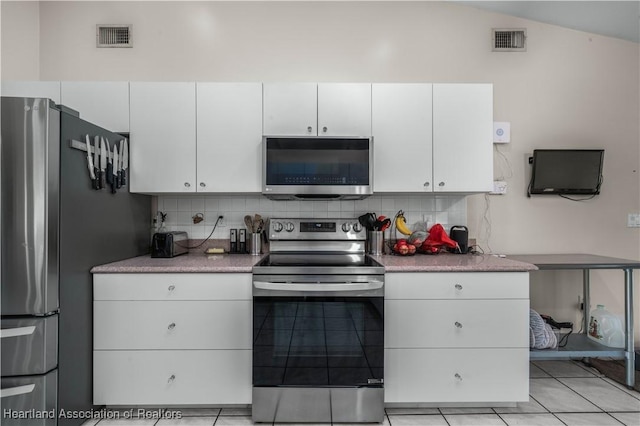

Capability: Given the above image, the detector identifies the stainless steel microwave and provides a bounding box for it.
[262,136,373,200]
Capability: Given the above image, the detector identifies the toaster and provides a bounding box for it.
[151,231,189,258]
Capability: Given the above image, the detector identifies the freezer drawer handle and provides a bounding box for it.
[0,326,36,339]
[1,384,36,398]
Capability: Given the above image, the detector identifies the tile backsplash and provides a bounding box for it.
[155,194,466,239]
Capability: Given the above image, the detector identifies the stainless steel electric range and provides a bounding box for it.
[252,218,385,424]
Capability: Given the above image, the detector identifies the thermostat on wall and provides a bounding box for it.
[494,122,511,143]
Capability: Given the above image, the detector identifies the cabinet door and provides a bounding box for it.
[263,83,317,136]
[318,83,371,137]
[129,82,196,193]
[196,83,262,192]
[94,350,251,405]
[385,299,529,349]
[372,84,432,192]
[433,84,493,192]
[385,348,529,403]
[61,82,129,132]
[94,300,252,350]
[1,81,61,104]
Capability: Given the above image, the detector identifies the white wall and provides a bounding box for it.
[2,1,638,339]
[0,1,40,79]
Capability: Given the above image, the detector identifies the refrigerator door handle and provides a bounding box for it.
[0,384,36,398]
[0,326,36,339]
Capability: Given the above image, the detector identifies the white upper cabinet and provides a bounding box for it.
[372,84,433,192]
[1,81,61,104]
[317,83,371,137]
[61,82,130,132]
[263,83,372,136]
[372,83,493,193]
[129,82,196,193]
[432,84,493,193]
[263,83,317,136]
[196,83,263,192]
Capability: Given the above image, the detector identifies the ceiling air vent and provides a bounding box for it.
[96,25,132,48]
[492,28,526,52]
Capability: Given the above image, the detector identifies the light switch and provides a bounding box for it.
[627,213,640,227]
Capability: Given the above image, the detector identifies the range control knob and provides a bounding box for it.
[341,223,352,232]
[353,222,363,233]
[284,222,295,232]
[272,222,283,232]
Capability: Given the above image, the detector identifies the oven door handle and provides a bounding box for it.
[253,280,383,292]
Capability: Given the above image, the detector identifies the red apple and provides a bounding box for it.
[407,244,416,254]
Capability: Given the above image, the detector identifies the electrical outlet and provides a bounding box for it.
[627,213,640,227]
[490,180,508,195]
[218,216,226,227]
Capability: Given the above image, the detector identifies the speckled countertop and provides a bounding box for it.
[90,252,264,273]
[91,252,536,273]
[376,253,537,272]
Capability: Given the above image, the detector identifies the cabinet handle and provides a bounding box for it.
[168,285,175,292]
[438,182,445,187]
[307,126,313,133]
[424,182,430,187]
[454,373,463,381]
[454,321,463,329]
[200,182,206,188]
[168,374,176,384]
[454,284,463,290]
[168,322,176,330]
[184,182,191,188]
[322,126,328,133]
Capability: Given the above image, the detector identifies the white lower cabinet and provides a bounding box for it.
[93,273,252,405]
[94,350,251,405]
[384,272,529,405]
[385,348,529,403]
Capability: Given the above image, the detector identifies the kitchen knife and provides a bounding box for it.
[104,138,113,186]
[117,139,124,188]
[93,135,101,189]
[111,144,119,194]
[99,137,107,189]
[121,139,128,186]
[85,135,97,189]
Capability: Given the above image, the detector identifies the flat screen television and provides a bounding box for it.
[528,149,604,195]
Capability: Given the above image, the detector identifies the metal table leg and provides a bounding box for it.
[624,268,635,388]
[583,269,590,333]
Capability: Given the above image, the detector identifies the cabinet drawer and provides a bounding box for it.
[94,301,251,350]
[384,348,528,403]
[385,272,528,300]
[94,350,251,405]
[94,273,251,301]
[385,299,529,348]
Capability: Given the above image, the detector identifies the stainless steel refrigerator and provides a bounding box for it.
[1,97,151,425]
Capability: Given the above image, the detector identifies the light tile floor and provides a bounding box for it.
[83,361,640,425]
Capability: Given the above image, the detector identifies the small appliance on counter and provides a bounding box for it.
[449,225,469,254]
[151,231,188,258]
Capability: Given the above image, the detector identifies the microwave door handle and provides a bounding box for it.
[0,326,36,339]
[1,384,36,398]
[253,281,383,292]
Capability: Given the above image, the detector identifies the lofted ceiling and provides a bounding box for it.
[457,1,640,43]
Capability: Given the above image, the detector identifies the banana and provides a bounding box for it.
[395,214,412,236]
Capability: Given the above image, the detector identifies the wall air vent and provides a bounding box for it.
[492,28,526,52]
[96,25,132,48]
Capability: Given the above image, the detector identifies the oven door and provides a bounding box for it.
[252,276,384,388]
